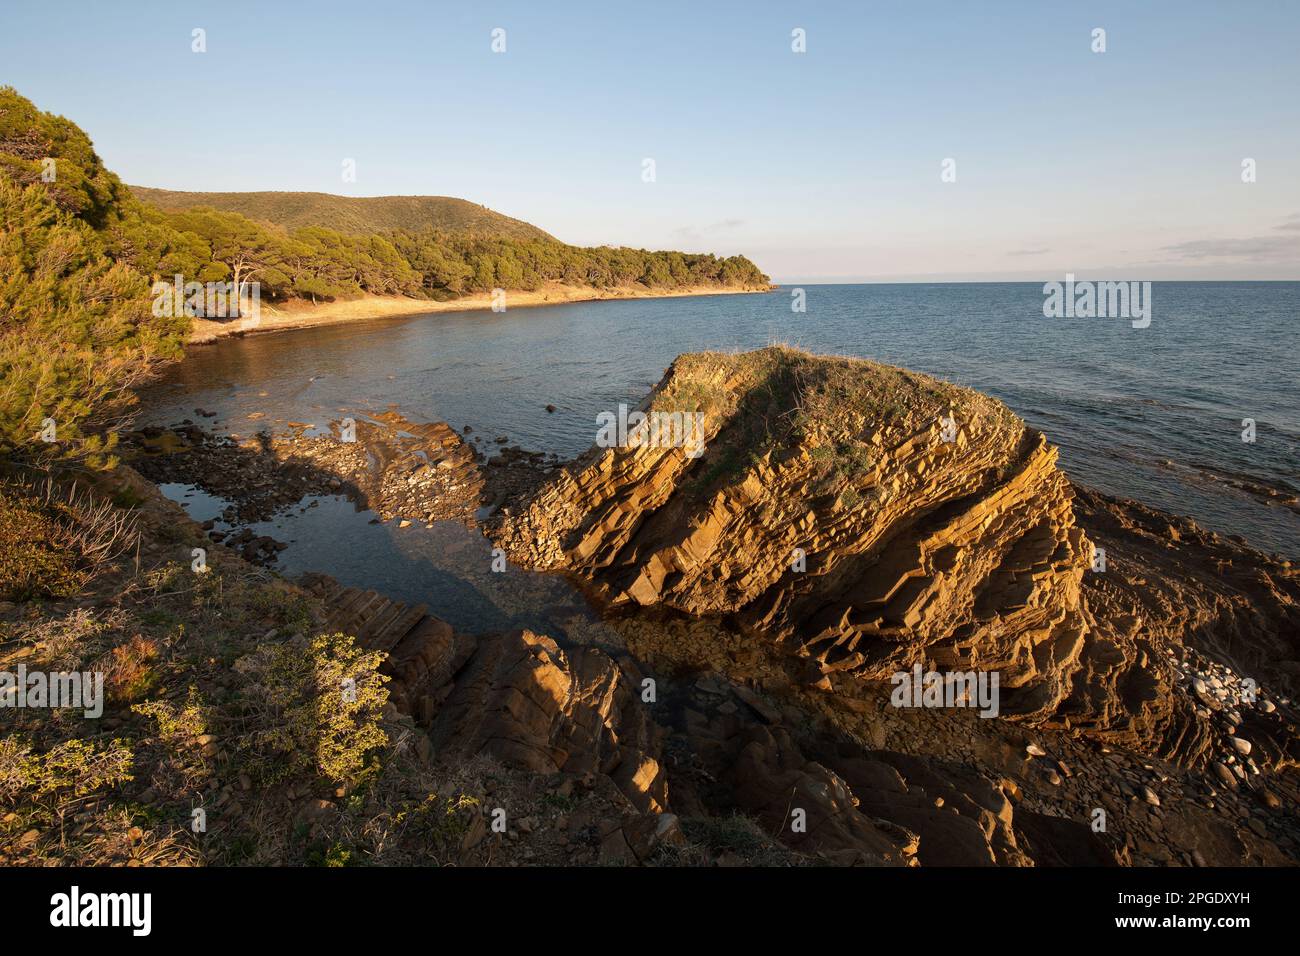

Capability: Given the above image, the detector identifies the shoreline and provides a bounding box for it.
[188,282,775,344]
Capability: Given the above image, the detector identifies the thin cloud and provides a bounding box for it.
[1163,216,1300,262]
[1164,235,1300,261]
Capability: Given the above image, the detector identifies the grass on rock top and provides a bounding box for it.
[649,346,1024,498]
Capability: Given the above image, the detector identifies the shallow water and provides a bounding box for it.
[166,482,621,643]
[141,282,1300,558]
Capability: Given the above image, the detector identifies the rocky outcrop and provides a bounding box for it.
[659,671,1045,866]
[1058,486,1300,768]
[301,573,668,816]
[127,409,483,527]
[493,347,1093,720]
[491,347,1299,777]
[425,629,669,815]
[300,569,1137,865]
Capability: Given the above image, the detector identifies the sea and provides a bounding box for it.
[137,282,1300,627]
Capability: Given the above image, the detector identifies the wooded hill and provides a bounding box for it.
[0,85,768,460]
[130,187,557,242]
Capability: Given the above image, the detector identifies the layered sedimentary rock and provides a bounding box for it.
[301,572,668,814]
[1058,486,1300,767]
[492,347,1300,776]
[128,409,483,527]
[300,571,1124,865]
[493,347,1093,719]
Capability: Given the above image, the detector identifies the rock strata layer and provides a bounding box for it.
[493,348,1093,720]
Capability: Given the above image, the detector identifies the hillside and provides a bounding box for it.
[1,84,769,460]
[129,186,557,241]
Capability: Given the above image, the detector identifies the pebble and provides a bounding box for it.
[1228,737,1252,756]
[1026,743,1046,757]
[1141,786,1160,807]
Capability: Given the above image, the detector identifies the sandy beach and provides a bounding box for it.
[188,282,774,343]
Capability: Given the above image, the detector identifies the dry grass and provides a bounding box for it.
[652,346,1022,498]
[0,474,140,601]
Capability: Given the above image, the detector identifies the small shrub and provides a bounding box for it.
[0,478,140,601]
[834,443,873,479]
[682,813,773,856]
[103,635,160,703]
[229,632,389,786]
[304,840,360,867]
[132,693,209,746]
[0,736,134,825]
[0,488,84,600]
[132,691,212,791]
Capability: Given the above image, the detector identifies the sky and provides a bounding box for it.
[2,0,1298,282]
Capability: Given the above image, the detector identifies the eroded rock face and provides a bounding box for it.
[386,623,669,815]
[299,555,1293,866]
[379,614,1119,866]
[299,573,669,817]
[425,630,669,814]
[491,347,1300,775]
[494,348,1093,719]
[1059,486,1300,767]
[655,671,1124,866]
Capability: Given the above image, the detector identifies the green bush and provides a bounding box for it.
[0,737,134,824]
[230,632,390,786]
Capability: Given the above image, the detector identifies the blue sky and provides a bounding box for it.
[3,0,1297,281]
